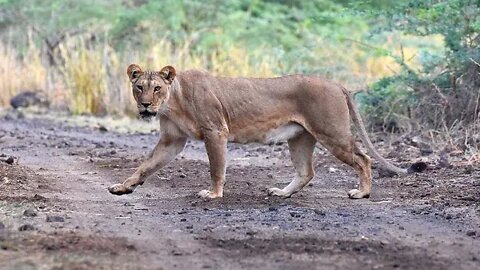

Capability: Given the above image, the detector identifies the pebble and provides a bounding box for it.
[290,212,301,218]
[5,156,14,164]
[172,250,183,256]
[33,194,47,201]
[46,215,65,222]
[466,230,476,237]
[328,167,338,173]
[23,209,37,217]
[18,224,35,231]
[268,206,277,212]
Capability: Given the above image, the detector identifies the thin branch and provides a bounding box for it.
[469,57,480,67]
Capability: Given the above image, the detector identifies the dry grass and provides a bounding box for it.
[0,34,439,116]
[59,41,108,115]
[0,42,46,106]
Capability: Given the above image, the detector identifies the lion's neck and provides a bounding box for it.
[171,76,182,94]
[163,76,188,118]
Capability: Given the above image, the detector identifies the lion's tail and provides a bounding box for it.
[342,88,426,175]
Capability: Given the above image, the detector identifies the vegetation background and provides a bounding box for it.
[0,0,478,154]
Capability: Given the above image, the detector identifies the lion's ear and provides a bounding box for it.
[127,64,143,82]
[159,65,176,84]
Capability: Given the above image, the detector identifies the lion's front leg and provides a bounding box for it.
[198,131,228,199]
[108,136,187,195]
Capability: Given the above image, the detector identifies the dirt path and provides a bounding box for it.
[0,112,479,270]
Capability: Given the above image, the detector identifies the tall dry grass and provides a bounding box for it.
[59,41,108,115]
[0,34,429,116]
[0,41,46,106]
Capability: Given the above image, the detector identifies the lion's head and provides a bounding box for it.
[127,64,176,119]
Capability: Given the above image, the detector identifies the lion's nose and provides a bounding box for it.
[141,102,151,108]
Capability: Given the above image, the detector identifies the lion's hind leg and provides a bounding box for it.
[327,139,372,199]
[268,132,316,198]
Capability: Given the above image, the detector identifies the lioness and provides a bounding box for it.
[108,64,421,199]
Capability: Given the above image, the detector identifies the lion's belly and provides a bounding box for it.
[228,123,305,144]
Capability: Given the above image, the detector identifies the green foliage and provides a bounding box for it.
[1,0,476,133]
[359,0,480,131]
[356,75,416,131]
[0,0,371,75]
[388,0,479,72]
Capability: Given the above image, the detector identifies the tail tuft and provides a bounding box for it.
[407,162,428,174]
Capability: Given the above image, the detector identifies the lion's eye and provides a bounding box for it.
[154,86,161,92]
[137,85,143,91]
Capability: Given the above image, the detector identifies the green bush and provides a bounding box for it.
[359,0,480,132]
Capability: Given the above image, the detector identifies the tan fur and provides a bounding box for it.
[108,64,407,199]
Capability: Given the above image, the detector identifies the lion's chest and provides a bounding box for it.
[229,123,305,144]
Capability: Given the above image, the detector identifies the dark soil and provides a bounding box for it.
[0,112,478,270]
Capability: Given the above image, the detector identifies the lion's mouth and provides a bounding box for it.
[139,110,157,119]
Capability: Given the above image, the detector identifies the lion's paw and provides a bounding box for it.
[347,189,370,199]
[108,183,133,195]
[267,187,291,198]
[197,190,222,199]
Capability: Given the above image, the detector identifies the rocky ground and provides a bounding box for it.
[0,110,479,270]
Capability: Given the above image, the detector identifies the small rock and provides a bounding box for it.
[466,230,476,237]
[408,161,428,173]
[290,212,301,218]
[18,224,35,231]
[180,218,187,222]
[328,167,338,173]
[23,209,37,217]
[246,230,256,236]
[171,250,183,256]
[46,215,64,222]
[178,173,186,178]
[5,156,14,164]
[10,90,49,109]
[268,206,277,212]
[314,209,326,216]
[267,173,274,179]
[33,194,47,201]
[98,125,108,132]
